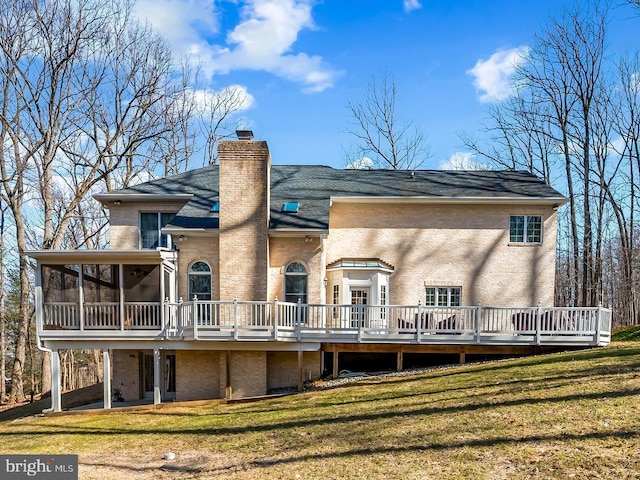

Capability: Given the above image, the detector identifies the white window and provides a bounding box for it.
[188,261,211,301]
[425,287,461,307]
[510,215,542,244]
[284,262,307,303]
[140,212,176,249]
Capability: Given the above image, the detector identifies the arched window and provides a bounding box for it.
[188,261,211,301]
[285,262,307,304]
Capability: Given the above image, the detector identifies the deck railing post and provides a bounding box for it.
[296,298,302,341]
[274,298,279,340]
[163,297,169,337]
[476,303,482,344]
[416,302,422,343]
[178,297,183,334]
[234,298,239,340]
[79,267,84,332]
[595,302,603,345]
[193,295,199,340]
[535,303,542,346]
[357,303,363,342]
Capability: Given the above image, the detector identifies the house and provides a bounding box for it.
[29,132,612,412]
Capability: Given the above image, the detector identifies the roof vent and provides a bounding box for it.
[235,129,254,140]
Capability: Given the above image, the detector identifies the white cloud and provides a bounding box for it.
[440,152,492,170]
[210,0,340,92]
[134,0,339,93]
[189,84,255,113]
[403,0,422,13]
[346,157,374,169]
[467,46,529,103]
[134,0,218,52]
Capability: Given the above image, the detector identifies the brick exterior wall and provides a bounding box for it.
[326,202,558,306]
[177,237,220,301]
[228,351,267,398]
[112,349,140,401]
[108,201,190,250]
[175,350,222,401]
[268,237,323,302]
[218,140,270,301]
[267,351,321,390]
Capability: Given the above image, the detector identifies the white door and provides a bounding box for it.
[350,288,369,328]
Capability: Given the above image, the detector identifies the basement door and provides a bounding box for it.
[141,352,176,401]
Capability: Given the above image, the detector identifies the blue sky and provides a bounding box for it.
[133,0,640,170]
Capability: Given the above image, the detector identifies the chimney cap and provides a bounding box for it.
[235,129,254,140]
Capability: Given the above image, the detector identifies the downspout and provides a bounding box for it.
[33,264,55,413]
[320,234,327,305]
[35,331,54,413]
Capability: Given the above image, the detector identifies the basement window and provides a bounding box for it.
[282,201,299,213]
[210,201,220,213]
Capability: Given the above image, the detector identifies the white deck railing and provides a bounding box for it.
[40,299,612,346]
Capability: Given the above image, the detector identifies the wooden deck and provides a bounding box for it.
[38,300,612,348]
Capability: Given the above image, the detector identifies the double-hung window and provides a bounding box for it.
[140,212,176,249]
[509,215,542,244]
[425,287,461,307]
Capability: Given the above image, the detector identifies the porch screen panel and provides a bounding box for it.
[122,264,161,329]
[83,264,120,329]
[41,264,80,329]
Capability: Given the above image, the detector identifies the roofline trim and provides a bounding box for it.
[162,227,219,237]
[268,229,329,237]
[330,196,568,206]
[94,193,194,203]
[26,249,175,263]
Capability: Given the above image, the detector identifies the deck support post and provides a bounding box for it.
[332,350,339,379]
[225,350,232,400]
[153,348,161,405]
[396,351,403,371]
[51,349,62,413]
[103,349,111,409]
[297,350,304,392]
[459,352,466,364]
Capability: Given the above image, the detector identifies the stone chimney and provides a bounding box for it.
[217,132,270,301]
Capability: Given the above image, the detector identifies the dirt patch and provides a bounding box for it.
[80,451,247,479]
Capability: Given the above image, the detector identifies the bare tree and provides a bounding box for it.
[463,3,610,309]
[0,0,249,400]
[461,91,554,184]
[0,202,6,403]
[345,73,430,170]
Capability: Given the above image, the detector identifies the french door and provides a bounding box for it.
[350,288,369,328]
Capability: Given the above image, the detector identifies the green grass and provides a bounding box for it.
[612,325,640,342]
[1,345,640,479]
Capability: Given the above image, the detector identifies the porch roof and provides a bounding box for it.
[26,249,174,264]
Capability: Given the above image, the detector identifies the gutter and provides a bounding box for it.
[330,195,569,206]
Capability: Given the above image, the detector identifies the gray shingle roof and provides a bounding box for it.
[105,166,565,232]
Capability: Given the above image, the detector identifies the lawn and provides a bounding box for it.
[1,343,640,479]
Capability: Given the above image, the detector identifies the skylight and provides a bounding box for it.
[282,201,299,213]
[211,201,220,213]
